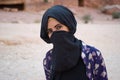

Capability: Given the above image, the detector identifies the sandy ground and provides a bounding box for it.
[0,23,120,80]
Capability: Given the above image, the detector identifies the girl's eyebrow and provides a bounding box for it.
[54,24,61,27]
[47,24,61,30]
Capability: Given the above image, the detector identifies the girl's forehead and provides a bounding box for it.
[48,18,57,22]
[48,18,60,25]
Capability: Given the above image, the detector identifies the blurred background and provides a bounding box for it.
[0,0,120,80]
[0,0,120,23]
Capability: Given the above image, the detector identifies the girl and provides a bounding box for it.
[40,5,108,80]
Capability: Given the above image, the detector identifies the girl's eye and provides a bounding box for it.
[47,29,53,34]
[55,24,62,30]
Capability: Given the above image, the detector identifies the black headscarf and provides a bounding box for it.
[40,5,77,43]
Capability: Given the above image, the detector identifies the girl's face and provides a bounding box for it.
[47,18,69,38]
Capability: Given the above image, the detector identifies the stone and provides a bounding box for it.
[11,8,18,12]
[3,7,11,12]
[101,5,120,14]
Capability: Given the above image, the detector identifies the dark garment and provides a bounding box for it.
[53,53,88,80]
[49,31,88,80]
[43,42,108,80]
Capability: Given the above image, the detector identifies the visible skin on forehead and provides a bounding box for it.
[48,18,60,29]
[47,18,69,38]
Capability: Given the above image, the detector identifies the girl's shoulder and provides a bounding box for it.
[81,42,102,58]
[82,42,100,52]
[44,49,53,62]
[43,49,53,70]
[46,49,53,57]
